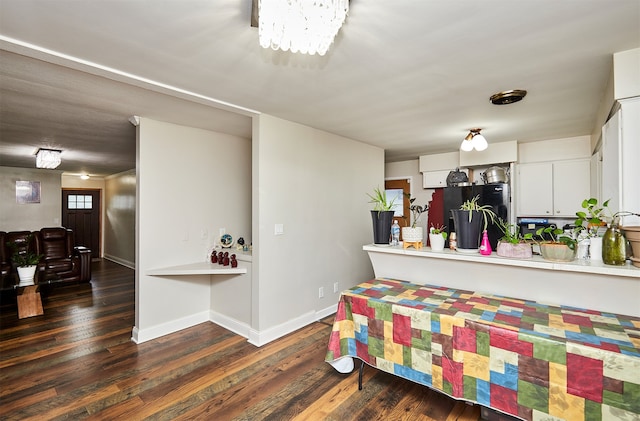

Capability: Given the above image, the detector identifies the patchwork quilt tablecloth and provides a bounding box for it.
[325,278,640,421]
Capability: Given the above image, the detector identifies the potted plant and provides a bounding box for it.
[368,187,396,245]
[428,224,447,252]
[10,235,42,286]
[495,218,533,258]
[402,194,429,244]
[575,198,610,237]
[535,226,577,262]
[450,195,496,253]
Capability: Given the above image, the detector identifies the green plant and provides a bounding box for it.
[367,187,395,212]
[10,235,42,267]
[429,224,448,240]
[575,198,610,236]
[405,193,429,228]
[535,226,577,250]
[496,218,532,244]
[459,195,497,231]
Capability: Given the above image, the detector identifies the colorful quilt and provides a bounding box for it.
[325,278,640,421]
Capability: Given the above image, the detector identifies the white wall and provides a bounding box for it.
[251,114,382,345]
[104,170,136,268]
[134,118,251,343]
[0,166,62,231]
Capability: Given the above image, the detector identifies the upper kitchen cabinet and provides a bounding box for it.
[517,159,590,217]
[601,97,640,224]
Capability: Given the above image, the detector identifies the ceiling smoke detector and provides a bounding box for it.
[490,89,527,105]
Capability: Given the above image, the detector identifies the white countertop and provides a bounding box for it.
[363,243,640,278]
[146,252,251,276]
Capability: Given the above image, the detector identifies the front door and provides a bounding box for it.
[62,189,101,259]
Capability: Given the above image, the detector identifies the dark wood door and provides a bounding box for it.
[62,189,101,258]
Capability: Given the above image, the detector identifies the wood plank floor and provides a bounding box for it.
[0,259,486,420]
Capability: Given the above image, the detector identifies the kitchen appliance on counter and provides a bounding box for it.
[518,219,556,240]
[443,183,510,250]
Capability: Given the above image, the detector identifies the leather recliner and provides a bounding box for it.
[38,227,91,283]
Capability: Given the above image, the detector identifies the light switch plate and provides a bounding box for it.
[275,224,284,235]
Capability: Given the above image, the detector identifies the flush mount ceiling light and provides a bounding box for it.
[461,128,488,152]
[256,0,349,56]
[35,148,62,169]
[490,89,527,105]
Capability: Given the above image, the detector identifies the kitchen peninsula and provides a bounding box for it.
[363,244,640,317]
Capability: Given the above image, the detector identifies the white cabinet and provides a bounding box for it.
[422,170,450,188]
[601,97,640,225]
[516,160,590,217]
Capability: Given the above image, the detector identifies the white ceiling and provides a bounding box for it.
[0,0,638,177]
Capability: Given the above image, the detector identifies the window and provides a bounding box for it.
[68,194,93,210]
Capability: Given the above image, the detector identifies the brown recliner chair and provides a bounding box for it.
[1,231,39,277]
[38,227,91,283]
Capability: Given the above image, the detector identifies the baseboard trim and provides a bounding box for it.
[209,310,251,339]
[247,303,338,347]
[103,254,135,270]
[131,311,209,344]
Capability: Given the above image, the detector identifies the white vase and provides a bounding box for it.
[17,265,37,287]
[590,236,602,261]
[429,233,445,251]
[402,226,423,243]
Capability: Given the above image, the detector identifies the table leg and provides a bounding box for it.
[358,360,365,390]
[17,285,44,319]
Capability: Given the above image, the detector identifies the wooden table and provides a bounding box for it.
[1,270,61,319]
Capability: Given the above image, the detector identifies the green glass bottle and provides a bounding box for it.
[602,216,626,265]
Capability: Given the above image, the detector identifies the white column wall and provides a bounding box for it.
[251,114,383,345]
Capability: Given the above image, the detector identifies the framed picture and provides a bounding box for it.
[16,181,41,204]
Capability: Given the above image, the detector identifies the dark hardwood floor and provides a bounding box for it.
[1,259,484,420]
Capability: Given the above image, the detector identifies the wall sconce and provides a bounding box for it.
[35,148,62,169]
[460,129,488,152]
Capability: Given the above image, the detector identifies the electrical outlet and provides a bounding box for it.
[319,287,324,298]
[274,223,284,235]
[333,282,339,293]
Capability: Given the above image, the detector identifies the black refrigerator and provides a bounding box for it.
[443,183,510,250]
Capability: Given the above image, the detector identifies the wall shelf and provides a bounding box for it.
[146,261,247,276]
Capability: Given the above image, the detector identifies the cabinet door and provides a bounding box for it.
[517,162,553,216]
[553,160,590,216]
[422,170,450,188]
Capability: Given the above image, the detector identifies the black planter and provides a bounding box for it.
[451,209,483,251]
[371,210,394,245]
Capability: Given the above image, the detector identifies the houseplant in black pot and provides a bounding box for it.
[451,195,496,253]
[368,187,396,245]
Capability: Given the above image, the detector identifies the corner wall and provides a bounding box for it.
[250,114,382,345]
[134,118,251,343]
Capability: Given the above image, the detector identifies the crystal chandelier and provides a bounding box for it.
[35,148,62,169]
[258,0,349,56]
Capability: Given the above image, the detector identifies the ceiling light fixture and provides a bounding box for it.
[490,89,527,105]
[461,129,488,152]
[257,0,349,56]
[35,148,62,169]
[80,174,90,180]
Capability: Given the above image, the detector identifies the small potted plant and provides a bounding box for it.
[451,195,496,252]
[428,224,447,252]
[402,194,429,244]
[575,198,610,237]
[368,187,396,245]
[10,235,42,286]
[535,226,577,262]
[495,218,533,258]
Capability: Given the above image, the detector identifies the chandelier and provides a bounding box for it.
[35,148,62,169]
[460,129,488,152]
[258,0,349,56]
